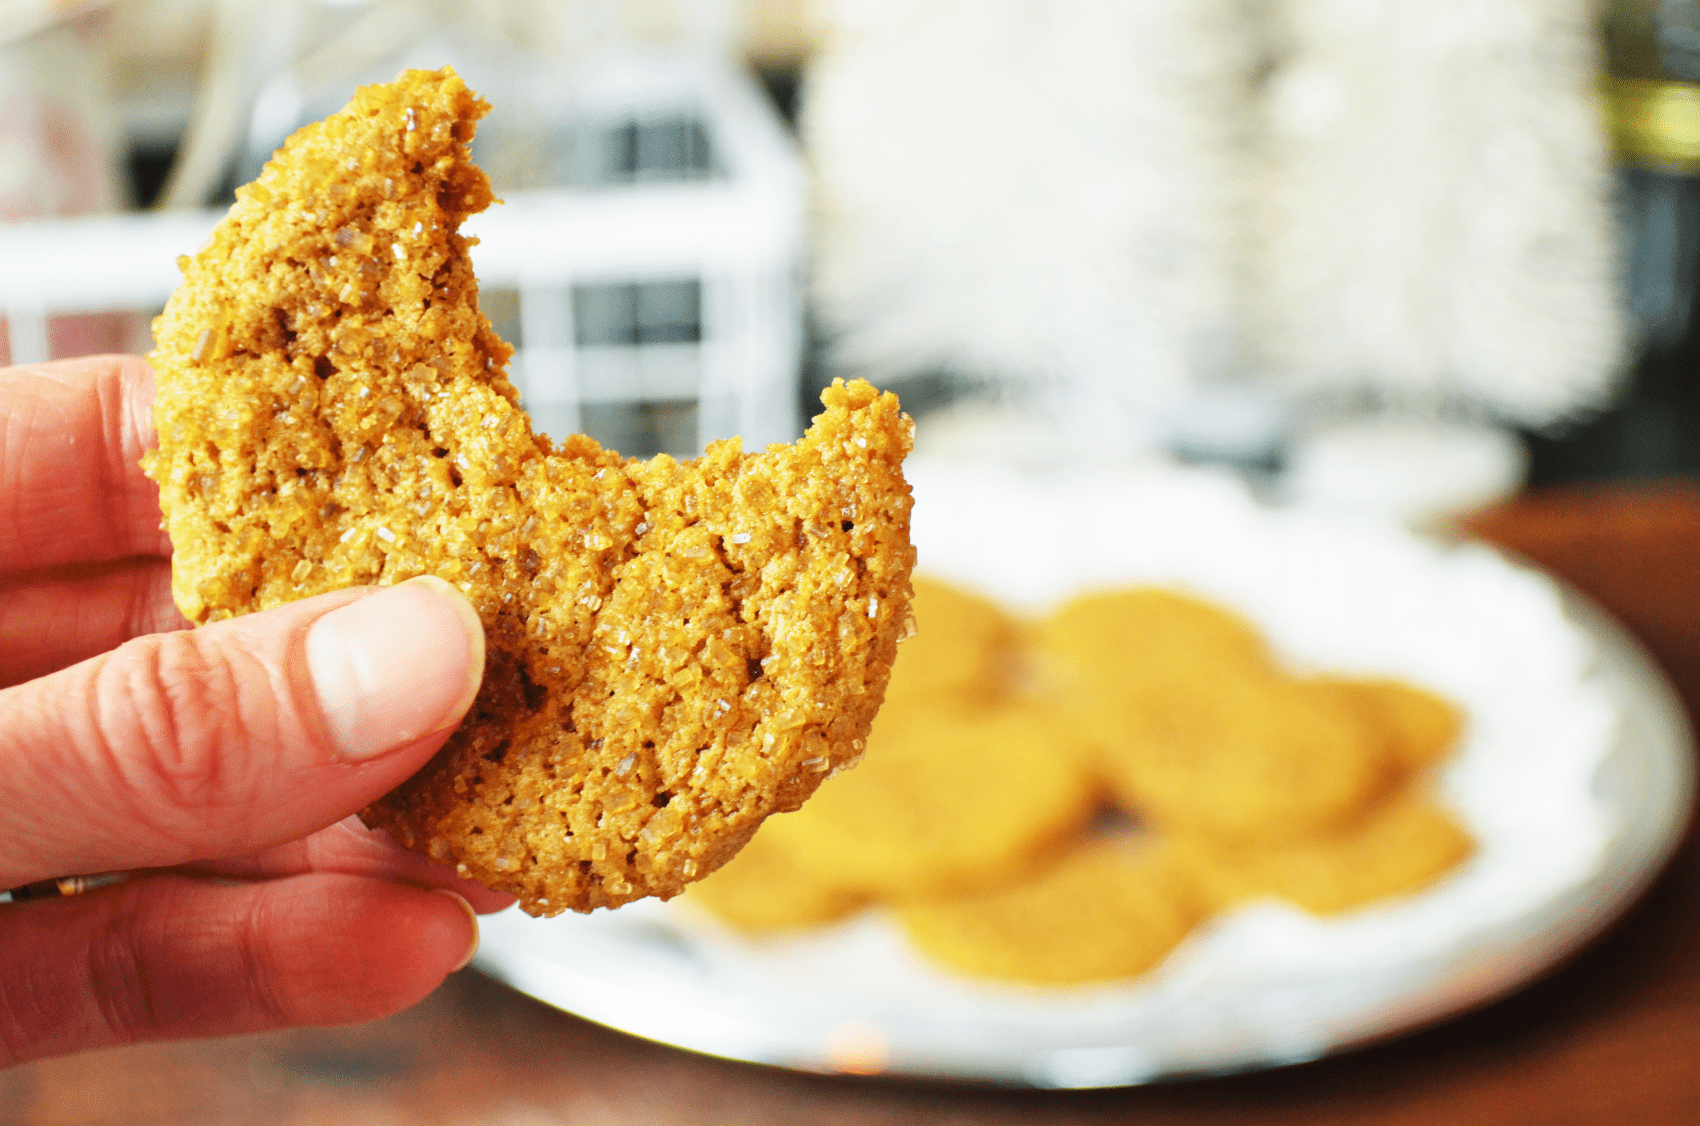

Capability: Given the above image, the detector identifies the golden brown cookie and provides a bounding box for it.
[881,576,1023,710]
[1099,675,1392,843]
[1034,587,1273,751]
[1173,788,1474,915]
[1304,675,1465,775]
[142,68,916,915]
[898,838,1204,984]
[759,702,1100,901]
[1037,587,1272,685]
[682,827,868,933]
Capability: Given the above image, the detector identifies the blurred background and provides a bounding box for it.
[2,0,1697,519]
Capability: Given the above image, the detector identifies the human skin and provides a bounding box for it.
[0,354,513,1069]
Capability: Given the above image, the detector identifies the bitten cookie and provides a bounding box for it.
[142,67,916,915]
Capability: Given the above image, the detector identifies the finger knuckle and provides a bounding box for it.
[235,889,295,1028]
[86,892,160,1047]
[93,629,278,827]
[88,883,295,1049]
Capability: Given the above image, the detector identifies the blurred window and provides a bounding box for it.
[600,116,715,184]
[573,279,702,346]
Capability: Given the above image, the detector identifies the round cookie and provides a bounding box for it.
[1035,587,1274,751]
[683,829,868,933]
[898,838,1204,985]
[882,575,1023,709]
[1173,788,1474,915]
[1100,675,1393,843]
[1304,676,1465,775]
[142,68,916,915]
[1037,587,1273,684]
[760,703,1100,901]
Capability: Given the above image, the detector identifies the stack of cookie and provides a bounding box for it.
[688,578,1473,985]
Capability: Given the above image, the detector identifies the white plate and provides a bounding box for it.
[472,463,1695,1087]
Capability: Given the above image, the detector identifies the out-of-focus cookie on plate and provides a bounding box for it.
[1172,788,1475,915]
[1036,587,1273,689]
[682,829,868,933]
[897,838,1205,985]
[759,703,1100,901]
[1098,675,1394,844]
[1033,587,1273,748]
[1303,675,1466,775]
[882,575,1024,709]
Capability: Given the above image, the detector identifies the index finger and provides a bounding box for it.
[0,355,171,575]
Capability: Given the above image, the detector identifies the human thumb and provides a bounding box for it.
[0,576,483,888]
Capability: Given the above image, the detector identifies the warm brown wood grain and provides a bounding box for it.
[8,483,1699,1125]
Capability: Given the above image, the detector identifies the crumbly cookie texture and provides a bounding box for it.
[142,67,916,915]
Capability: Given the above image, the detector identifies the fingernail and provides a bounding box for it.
[305,576,484,762]
[436,889,481,972]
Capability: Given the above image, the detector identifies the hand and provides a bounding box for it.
[0,355,509,1068]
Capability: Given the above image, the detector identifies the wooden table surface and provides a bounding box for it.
[7,482,1700,1126]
